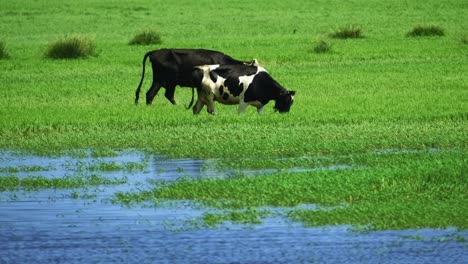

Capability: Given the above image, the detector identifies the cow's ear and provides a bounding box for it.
[289,91,296,96]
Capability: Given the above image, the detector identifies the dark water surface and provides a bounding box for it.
[0,150,466,263]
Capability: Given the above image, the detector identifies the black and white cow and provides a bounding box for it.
[134,48,257,105]
[190,64,295,115]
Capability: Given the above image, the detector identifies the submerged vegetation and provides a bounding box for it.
[0,0,467,230]
[86,160,146,172]
[203,209,270,227]
[0,165,51,173]
[113,150,468,230]
[0,174,126,191]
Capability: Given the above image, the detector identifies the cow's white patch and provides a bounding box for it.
[233,72,266,112]
[198,65,222,93]
[195,64,267,114]
[256,65,267,74]
[238,74,256,91]
[239,99,263,113]
[196,64,220,71]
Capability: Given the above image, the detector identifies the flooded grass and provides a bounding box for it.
[0,165,51,173]
[86,160,146,172]
[1,149,467,263]
[0,174,126,191]
[3,148,466,231]
[203,208,270,227]
[110,148,468,231]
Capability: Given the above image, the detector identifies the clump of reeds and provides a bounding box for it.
[407,25,445,37]
[313,40,333,53]
[330,25,364,39]
[0,40,10,59]
[45,34,96,59]
[462,37,468,45]
[129,29,162,45]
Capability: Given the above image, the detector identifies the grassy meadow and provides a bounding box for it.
[0,0,467,230]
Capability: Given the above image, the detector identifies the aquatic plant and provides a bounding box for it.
[113,150,468,230]
[0,174,127,191]
[87,161,124,171]
[91,149,118,158]
[84,160,144,172]
[0,165,52,173]
[70,191,97,200]
[203,209,269,227]
[124,161,147,171]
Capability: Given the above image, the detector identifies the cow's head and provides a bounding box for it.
[274,91,295,113]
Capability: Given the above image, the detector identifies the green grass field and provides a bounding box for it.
[0,0,467,230]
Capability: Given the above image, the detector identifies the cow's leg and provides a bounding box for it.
[206,95,216,115]
[256,107,264,114]
[238,101,249,114]
[146,81,162,105]
[207,103,216,115]
[192,102,204,115]
[164,84,177,105]
[192,96,204,115]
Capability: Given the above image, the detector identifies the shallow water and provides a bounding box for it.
[0,150,467,263]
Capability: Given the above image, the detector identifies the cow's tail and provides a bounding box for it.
[186,88,195,110]
[135,51,152,105]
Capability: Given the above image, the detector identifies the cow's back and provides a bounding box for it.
[149,49,244,87]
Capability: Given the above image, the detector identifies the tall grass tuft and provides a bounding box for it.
[0,40,10,59]
[129,29,162,45]
[407,25,445,37]
[45,34,96,59]
[461,37,468,45]
[330,25,363,39]
[313,40,332,53]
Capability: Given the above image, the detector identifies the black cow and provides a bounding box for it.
[191,64,295,115]
[134,48,257,105]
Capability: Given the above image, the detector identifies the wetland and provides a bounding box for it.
[1,0,467,262]
[1,150,467,263]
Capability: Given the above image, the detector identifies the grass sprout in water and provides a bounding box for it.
[0,174,126,191]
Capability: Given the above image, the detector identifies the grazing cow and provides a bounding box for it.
[134,48,257,105]
[191,64,295,115]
